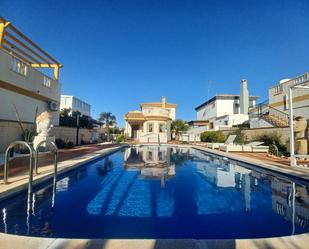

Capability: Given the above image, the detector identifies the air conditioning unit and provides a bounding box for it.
[48,101,59,111]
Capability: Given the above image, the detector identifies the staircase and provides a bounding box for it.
[261,112,289,127]
[250,101,290,128]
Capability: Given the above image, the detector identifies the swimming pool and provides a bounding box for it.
[1,145,309,239]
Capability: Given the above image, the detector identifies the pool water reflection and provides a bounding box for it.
[1,145,309,239]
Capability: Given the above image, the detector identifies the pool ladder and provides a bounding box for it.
[3,140,58,196]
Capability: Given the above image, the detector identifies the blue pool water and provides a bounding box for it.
[1,145,309,239]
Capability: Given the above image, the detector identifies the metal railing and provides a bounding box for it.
[268,106,289,123]
[34,140,58,192]
[250,100,290,125]
[3,141,35,195]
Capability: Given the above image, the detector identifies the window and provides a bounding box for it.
[212,102,215,108]
[224,120,228,125]
[43,76,51,88]
[283,95,288,110]
[11,57,27,76]
[147,151,153,160]
[158,151,163,161]
[159,123,165,133]
[147,123,153,132]
[210,122,214,129]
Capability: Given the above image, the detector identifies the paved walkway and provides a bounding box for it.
[0,143,117,181]
[232,152,292,166]
[188,142,309,168]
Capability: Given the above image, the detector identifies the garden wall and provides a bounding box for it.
[219,126,290,143]
[0,120,97,153]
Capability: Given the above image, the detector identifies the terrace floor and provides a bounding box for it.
[0,143,118,181]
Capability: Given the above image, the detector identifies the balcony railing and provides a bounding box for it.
[270,72,309,95]
[143,108,170,118]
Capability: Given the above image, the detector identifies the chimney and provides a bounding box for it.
[162,96,166,108]
[239,79,249,114]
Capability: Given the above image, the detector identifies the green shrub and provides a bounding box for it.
[231,128,248,144]
[22,128,35,143]
[17,128,36,153]
[55,138,65,149]
[232,122,250,128]
[252,132,288,156]
[200,131,225,143]
[116,134,125,143]
[56,139,74,149]
[65,141,74,149]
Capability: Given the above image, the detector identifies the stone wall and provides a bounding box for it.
[219,126,290,143]
[0,120,97,153]
[51,126,94,145]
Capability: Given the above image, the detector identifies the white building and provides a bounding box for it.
[60,95,91,117]
[124,97,176,143]
[250,72,309,128]
[195,80,258,130]
[0,17,61,125]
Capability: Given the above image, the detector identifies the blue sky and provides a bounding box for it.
[1,0,309,126]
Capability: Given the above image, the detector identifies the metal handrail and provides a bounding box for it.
[34,140,58,187]
[252,102,290,123]
[268,106,289,121]
[3,141,35,194]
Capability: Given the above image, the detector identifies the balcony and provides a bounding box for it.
[142,107,170,118]
[0,48,60,102]
[0,16,62,103]
[269,72,309,97]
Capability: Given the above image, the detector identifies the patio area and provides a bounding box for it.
[0,143,118,182]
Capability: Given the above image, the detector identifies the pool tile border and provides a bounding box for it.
[0,233,309,249]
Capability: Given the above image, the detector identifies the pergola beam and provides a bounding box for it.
[31,63,62,68]
[3,38,41,64]
[5,20,60,65]
[2,45,32,64]
[5,31,51,64]
[0,16,62,80]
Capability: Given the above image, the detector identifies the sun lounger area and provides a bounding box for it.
[203,135,270,153]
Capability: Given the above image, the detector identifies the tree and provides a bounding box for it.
[59,108,75,127]
[98,112,117,141]
[59,108,95,129]
[60,108,71,118]
[171,119,188,140]
[109,126,123,135]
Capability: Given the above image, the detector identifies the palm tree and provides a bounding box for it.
[98,112,117,141]
[171,119,188,140]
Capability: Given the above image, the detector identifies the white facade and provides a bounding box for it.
[60,95,91,117]
[195,94,258,130]
[0,49,60,124]
[124,97,176,143]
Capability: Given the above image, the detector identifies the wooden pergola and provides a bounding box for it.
[0,16,62,80]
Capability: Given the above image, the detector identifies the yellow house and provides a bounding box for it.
[124,97,176,143]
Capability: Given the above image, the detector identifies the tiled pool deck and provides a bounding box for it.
[1,143,309,249]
